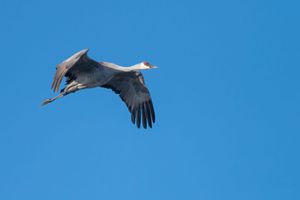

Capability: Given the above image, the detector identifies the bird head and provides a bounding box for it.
[140,61,158,70]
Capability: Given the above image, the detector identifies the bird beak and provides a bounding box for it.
[151,65,158,69]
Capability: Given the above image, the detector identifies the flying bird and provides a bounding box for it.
[42,49,157,129]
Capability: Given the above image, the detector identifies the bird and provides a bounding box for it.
[42,49,157,129]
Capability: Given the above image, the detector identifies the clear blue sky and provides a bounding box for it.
[0,0,299,199]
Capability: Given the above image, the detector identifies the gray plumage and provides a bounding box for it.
[42,49,157,129]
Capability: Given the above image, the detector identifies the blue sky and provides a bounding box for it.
[0,0,299,199]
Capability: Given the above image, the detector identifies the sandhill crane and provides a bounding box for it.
[42,49,157,129]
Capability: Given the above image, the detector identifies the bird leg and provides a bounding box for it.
[41,93,65,106]
[41,82,87,106]
[64,82,87,94]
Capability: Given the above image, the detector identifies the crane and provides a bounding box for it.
[42,49,157,129]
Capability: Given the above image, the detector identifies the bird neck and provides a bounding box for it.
[119,63,144,72]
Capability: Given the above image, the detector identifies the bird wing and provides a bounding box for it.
[51,49,98,92]
[102,71,155,129]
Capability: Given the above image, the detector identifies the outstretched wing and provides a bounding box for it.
[51,49,98,92]
[102,71,155,129]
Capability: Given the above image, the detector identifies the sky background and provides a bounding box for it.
[0,0,299,199]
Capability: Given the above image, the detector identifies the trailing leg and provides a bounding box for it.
[41,93,65,106]
[41,82,87,106]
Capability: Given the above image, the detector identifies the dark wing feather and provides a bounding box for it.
[102,71,155,129]
[51,49,97,92]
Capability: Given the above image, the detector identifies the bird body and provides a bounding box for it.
[42,49,157,129]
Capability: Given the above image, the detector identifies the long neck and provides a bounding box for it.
[116,63,143,72]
